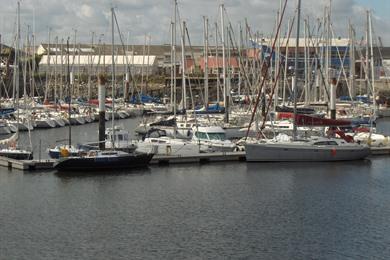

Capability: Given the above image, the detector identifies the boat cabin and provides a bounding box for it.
[106,127,129,143]
[193,126,227,141]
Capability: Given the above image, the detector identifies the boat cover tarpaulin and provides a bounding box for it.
[0,108,16,116]
[295,114,351,127]
[130,95,161,104]
[277,112,351,126]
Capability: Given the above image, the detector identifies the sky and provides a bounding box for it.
[0,0,389,47]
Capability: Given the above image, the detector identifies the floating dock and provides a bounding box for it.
[0,157,55,171]
[370,147,390,155]
[1,147,390,171]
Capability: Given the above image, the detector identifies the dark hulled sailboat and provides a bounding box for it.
[54,8,154,172]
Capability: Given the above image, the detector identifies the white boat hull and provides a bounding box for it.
[0,125,11,135]
[35,119,56,128]
[245,142,370,162]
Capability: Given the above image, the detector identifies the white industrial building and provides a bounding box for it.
[39,54,157,75]
[37,44,158,75]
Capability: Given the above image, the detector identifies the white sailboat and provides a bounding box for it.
[244,0,370,162]
[0,2,33,160]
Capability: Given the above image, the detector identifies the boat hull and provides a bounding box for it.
[0,150,33,160]
[35,119,56,128]
[0,125,11,135]
[54,152,153,171]
[245,143,370,162]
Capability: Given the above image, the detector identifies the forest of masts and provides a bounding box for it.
[0,0,385,111]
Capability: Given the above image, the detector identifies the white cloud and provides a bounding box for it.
[0,0,388,47]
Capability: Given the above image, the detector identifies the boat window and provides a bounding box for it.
[207,133,226,140]
[195,132,208,139]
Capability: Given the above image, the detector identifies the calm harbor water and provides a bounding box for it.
[1,118,390,259]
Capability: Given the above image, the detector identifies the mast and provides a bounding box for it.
[23,26,29,109]
[203,16,209,110]
[146,34,151,90]
[78,43,81,97]
[365,11,369,96]
[54,36,58,107]
[215,22,220,103]
[292,0,301,140]
[368,10,376,114]
[275,0,282,110]
[32,8,36,100]
[220,4,228,123]
[67,38,72,147]
[282,20,291,104]
[15,1,20,141]
[111,7,116,148]
[141,34,146,95]
[238,22,243,97]
[124,32,130,101]
[173,0,177,117]
[181,21,187,111]
[304,18,308,104]
[349,22,356,99]
[32,34,36,99]
[88,32,94,100]
[326,4,331,102]
[170,21,174,112]
[44,27,51,103]
[72,29,77,98]
[227,26,231,113]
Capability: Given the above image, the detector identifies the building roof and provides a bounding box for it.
[0,43,11,55]
[375,47,390,59]
[39,55,157,66]
[254,38,350,48]
[37,43,206,56]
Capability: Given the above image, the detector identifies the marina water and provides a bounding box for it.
[1,118,390,259]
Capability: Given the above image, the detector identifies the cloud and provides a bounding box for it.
[0,0,388,47]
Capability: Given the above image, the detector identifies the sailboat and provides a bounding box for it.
[0,2,33,160]
[55,8,153,172]
[244,0,370,162]
[0,132,33,160]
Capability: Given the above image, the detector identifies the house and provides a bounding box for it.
[198,57,240,75]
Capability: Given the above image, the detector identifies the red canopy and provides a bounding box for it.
[276,112,351,127]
